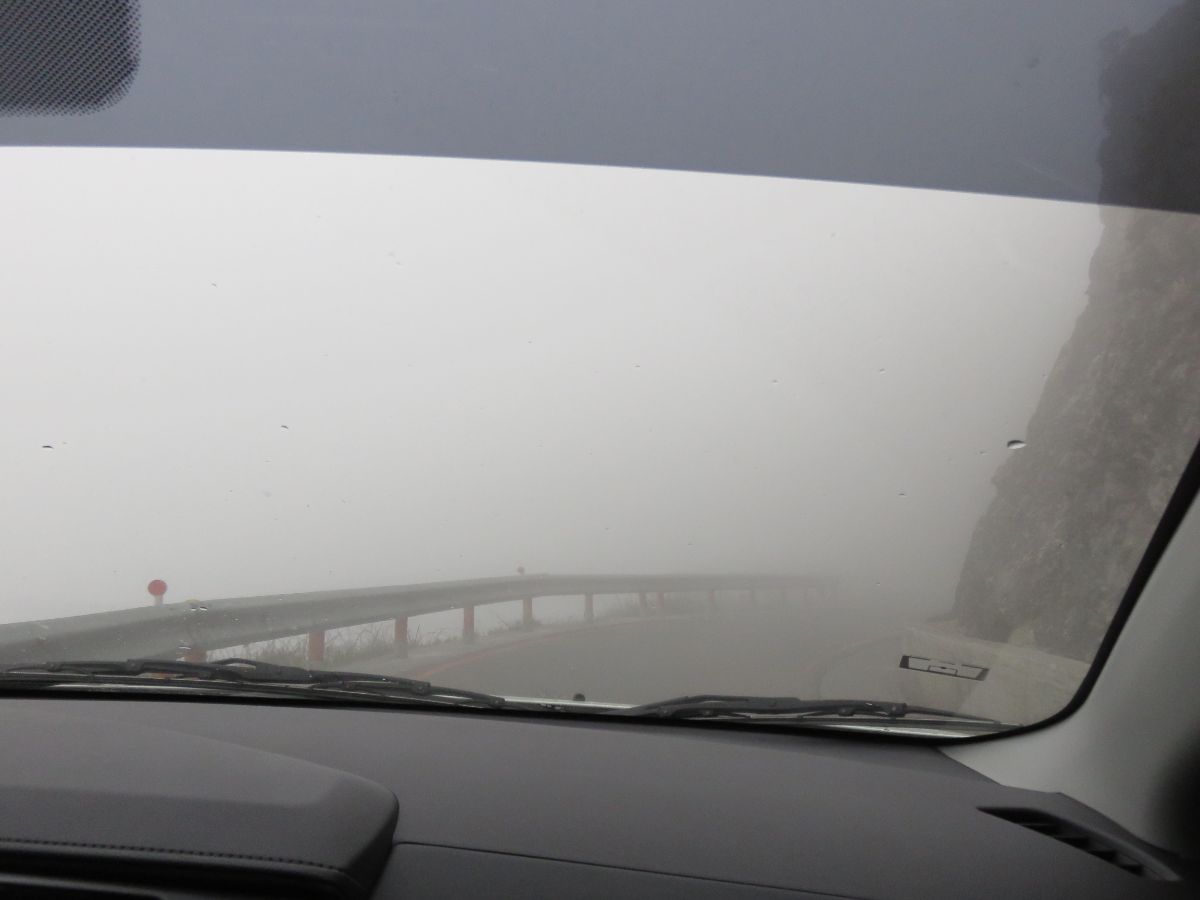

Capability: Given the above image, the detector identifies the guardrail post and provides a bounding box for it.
[394,615,409,656]
[638,592,648,614]
[584,593,594,622]
[463,605,476,642]
[307,629,325,663]
[522,596,535,630]
[656,591,666,614]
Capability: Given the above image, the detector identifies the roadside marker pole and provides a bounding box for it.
[394,615,409,655]
[307,629,325,663]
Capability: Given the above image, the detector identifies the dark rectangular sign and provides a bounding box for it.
[899,655,989,681]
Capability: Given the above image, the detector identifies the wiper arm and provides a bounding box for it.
[0,663,1001,725]
[612,694,1002,724]
[0,658,507,709]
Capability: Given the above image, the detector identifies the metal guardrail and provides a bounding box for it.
[0,573,833,665]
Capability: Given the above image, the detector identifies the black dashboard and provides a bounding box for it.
[0,696,1190,899]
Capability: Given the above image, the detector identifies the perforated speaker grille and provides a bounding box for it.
[0,0,140,116]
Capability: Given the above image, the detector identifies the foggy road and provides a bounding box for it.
[356,605,906,706]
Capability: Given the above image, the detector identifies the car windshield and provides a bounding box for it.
[1,2,1197,738]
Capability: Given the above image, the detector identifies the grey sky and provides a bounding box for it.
[0,148,1101,622]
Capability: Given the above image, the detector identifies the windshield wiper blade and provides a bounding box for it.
[0,658,507,709]
[611,694,1003,724]
[4,657,321,683]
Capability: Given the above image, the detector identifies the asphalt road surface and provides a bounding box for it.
[358,604,906,706]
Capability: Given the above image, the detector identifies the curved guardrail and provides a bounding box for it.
[0,573,833,665]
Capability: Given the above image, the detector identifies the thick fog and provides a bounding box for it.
[0,148,1100,625]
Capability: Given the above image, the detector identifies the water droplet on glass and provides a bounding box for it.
[877,368,886,374]
[177,644,192,653]
[1007,439,1027,450]
[280,425,289,430]
[770,379,779,385]
[41,445,53,450]
[898,491,907,498]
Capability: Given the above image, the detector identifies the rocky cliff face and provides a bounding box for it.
[949,1,1200,661]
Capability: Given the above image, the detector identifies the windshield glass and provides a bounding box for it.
[2,144,1195,734]
[2,0,1198,738]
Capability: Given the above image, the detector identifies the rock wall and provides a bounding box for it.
[949,1,1200,660]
